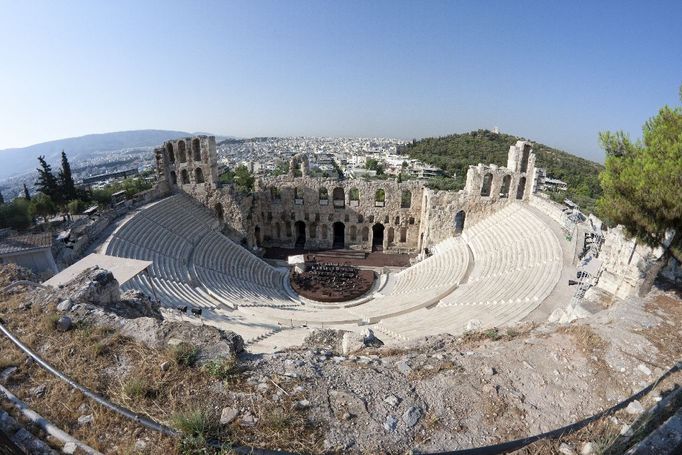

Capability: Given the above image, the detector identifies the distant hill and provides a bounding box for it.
[401,129,604,212]
[0,129,200,179]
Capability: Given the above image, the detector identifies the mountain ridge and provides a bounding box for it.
[0,129,221,179]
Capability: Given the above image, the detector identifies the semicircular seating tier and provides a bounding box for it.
[106,194,295,312]
[375,204,563,341]
[242,235,471,326]
[104,194,563,344]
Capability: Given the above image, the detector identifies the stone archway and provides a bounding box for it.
[454,210,466,235]
[372,223,385,252]
[333,222,345,249]
[294,221,306,248]
[516,177,527,200]
[254,226,262,247]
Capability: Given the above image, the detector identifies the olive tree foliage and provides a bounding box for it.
[598,88,682,260]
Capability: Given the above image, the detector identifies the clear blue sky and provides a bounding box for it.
[1,0,680,161]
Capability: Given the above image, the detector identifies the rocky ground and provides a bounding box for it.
[0,264,680,454]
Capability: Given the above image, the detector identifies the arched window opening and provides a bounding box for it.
[362,226,369,242]
[271,187,281,202]
[350,225,357,241]
[500,175,512,198]
[384,215,389,224]
[309,222,317,239]
[178,141,187,163]
[333,222,345,248]
[454,210,466,236]
[400,190,412,208]
[215,203,224,222]
[192,138,201,161]
[516,177,527,200]
[167,143,175,163]
[394,216,400,225]
[332,187,345,208]
[400,227,407,243]
[375,188,386,207]
[254,226,262,247]
[294,187,304,205]
[170,171,177,185]
[180,169,189,184]
[319,187,328,205]
[286,222,292,237]
[357,214,364,223]
[368,215,374,224]
[294,221,306,247]
[371,224,384,251]
[194,168,204,183]
[274,222,281,239]
[321,224,328,240]
[349,188,360,207]
[520,144,530,173]
[409,217,415,225]
[387,227,395,245]
[481,173,493,197]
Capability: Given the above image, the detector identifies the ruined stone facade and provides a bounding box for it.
[154,136,219,194]
[154,136,537,253]
[594,225,670,299]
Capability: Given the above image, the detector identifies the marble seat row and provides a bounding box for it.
[440,204,562,306]
[108,194,298,311]
[389,236,470,295]
[193,231,284,290]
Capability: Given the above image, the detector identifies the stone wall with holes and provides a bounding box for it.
[417,140,537,248]
[152,137,540,254]
[155,135,219,190]
[254,173,424,252]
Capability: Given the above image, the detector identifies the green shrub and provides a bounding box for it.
[171,342,200,367]
[202,358,238,380]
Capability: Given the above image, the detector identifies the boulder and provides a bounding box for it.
[220,407,238,425]
[56,316,72,332]
[342,332,365,355]
[56,299,73,312]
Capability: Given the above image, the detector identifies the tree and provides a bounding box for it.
[58,150,77,201]
[22,183,31,201]
[0,199,31,230]
[67,199,88,215]
[36,156,61,205]
[365,158,379,170]
[598,87,682,261]
[0,192,4,205]
[233,165,255,194]
[30,193,57,222]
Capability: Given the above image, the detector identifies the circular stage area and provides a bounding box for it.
[290,261,375,302]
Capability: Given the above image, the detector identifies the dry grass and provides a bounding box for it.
[0,291,325,454]
[558,324,608,354]
[460,324,536,346]
[642,293,682,365]
[408,360,463,380]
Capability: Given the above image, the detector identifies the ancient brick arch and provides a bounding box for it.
[481,173,493,197]
[192,138,201,161]
[167,143,175,163]
[178,141,187,163]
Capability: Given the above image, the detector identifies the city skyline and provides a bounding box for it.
[1,0,681,162]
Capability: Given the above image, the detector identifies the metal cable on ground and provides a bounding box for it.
[430,360,682,455]
[0,321,294,455]
[3,316,679,455]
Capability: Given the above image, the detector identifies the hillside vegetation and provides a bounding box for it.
[401,130,603,213]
